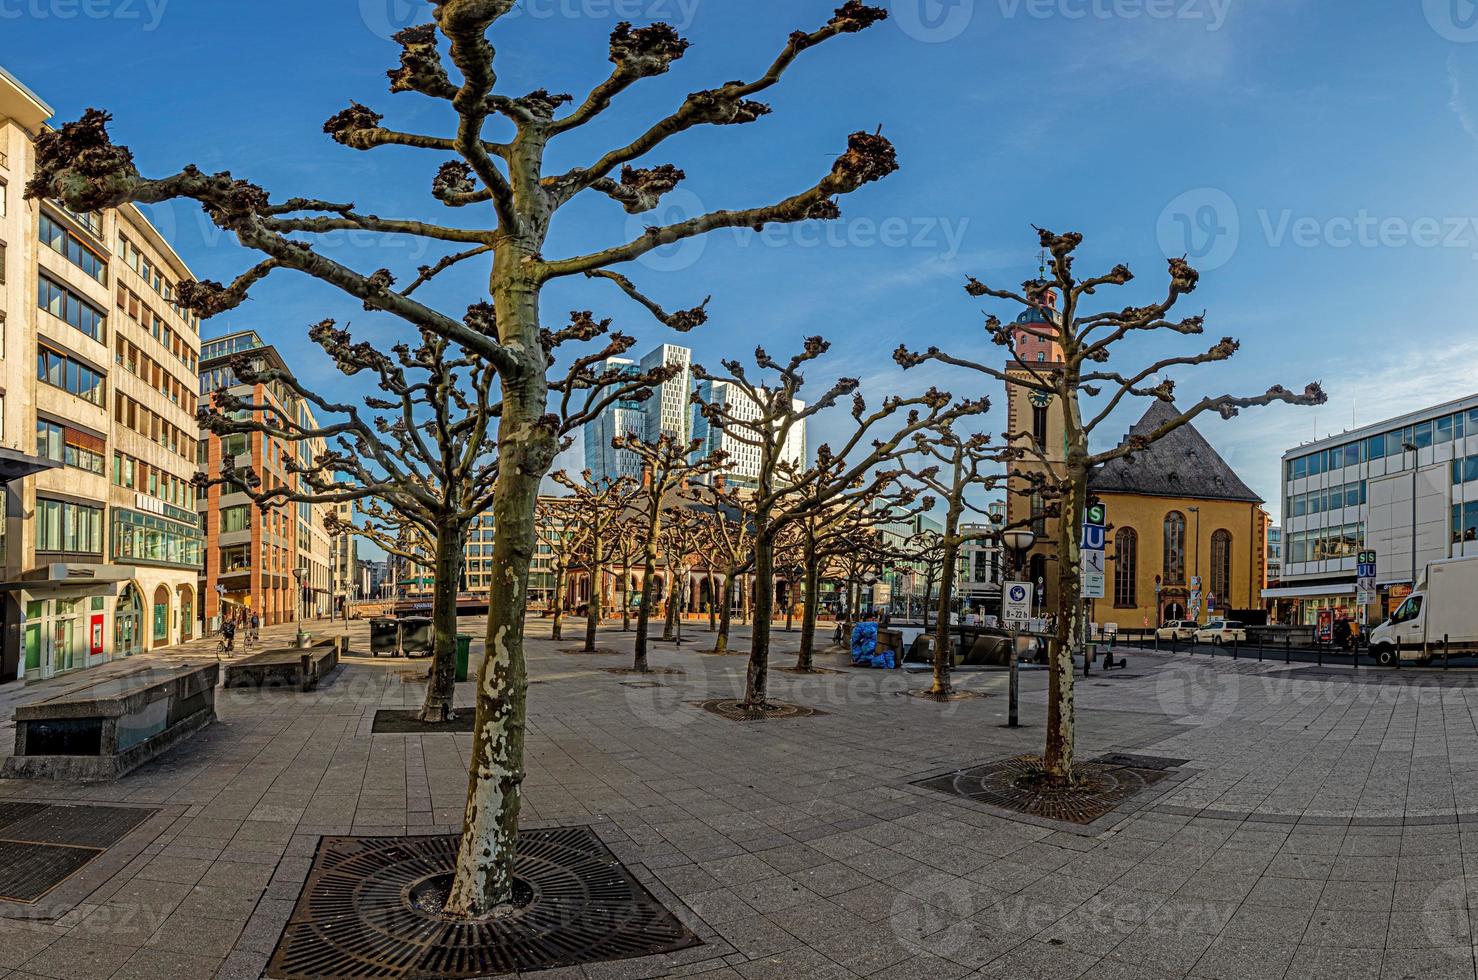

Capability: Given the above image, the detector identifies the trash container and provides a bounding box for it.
[400,616,433,657]
[455,634,472,682]
[370,617,400,657]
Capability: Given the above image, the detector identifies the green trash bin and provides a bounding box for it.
[455,634,472,682]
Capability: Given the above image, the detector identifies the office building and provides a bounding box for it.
[1268,393,1478,625]
[197,330,332,628]
[0,68,205,683]
[584,343,692,482]
[690,379,807,490]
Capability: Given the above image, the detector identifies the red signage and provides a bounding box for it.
[90,614,105,657]
[1316,608,1334,642]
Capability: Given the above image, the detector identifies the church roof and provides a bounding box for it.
[1088,400,1262,504]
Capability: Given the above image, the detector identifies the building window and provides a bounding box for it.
[1113,528,1137,608]
[1163,511,1187,585]
[1209,530,1232,609]
[221,505,252,533]
[35,498,104,555]
[39,213,107,282]
[36,346,106,406]
[37,275,106,343]
[1031,404,1049,450]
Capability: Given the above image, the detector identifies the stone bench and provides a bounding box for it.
[223,635,346,692]
[3,663,219,781]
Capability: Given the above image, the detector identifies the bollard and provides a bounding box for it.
[1257,632,1263,662]
[1395,637,1401,670]
[1352,640,1358,670]
[1008,652,1019,728]
[1317,641,1323,668]
[1444,634,1450,670]
[1285,634,1291,665]
[1233,634,1240,660]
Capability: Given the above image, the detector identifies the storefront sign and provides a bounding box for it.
[90,614,104,657]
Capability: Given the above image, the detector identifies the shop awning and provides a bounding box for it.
[0,448,60,485]
[1261,583,1357,599]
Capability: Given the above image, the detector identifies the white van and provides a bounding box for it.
[1368,556,1478,665]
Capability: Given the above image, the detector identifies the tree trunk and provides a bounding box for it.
[661,566,679,641]
[550,563,565,641]
[632,530,660,672]
[795,556,820,671]
[619,564,631,631]
[444,246,549,918]
[707,568,717,631]
[931,535,961,699]
[419,522,465,723]
[744,525,776,706]
[584,539,602,653]
[1045,437,1087,783]
[784,578,795,632]
[715,571,734,653]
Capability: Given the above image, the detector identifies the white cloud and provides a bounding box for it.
[1449,53,1478,142]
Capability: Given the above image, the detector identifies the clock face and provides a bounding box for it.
[1029,390,1053,408]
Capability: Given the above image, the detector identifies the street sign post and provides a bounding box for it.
[1356,549,1378,614]
[1081,504,1107,601]
[1002,582,1033,627]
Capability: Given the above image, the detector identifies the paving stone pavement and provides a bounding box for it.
[3,620,1478,978]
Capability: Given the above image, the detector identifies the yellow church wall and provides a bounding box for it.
[1093,492,1269,630]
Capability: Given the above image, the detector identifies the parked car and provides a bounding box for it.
[1196,620,1248,645]
[1156,620,1200,641]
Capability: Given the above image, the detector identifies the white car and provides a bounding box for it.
[1196,620,1248,645]
[1156,620,1200,641]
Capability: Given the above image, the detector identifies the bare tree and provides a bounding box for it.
[693,338,984,708]
[618,434,726,672]
[685,481,755,654]
[895,228,1325,781]
[198,317,652,723]
[533,497,588,642]
[29,5,903,913]
[551,470,637,653]
[906,427,1005,698]
[658,500,706,641]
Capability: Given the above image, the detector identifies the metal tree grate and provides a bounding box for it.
[696,698,824,721]
[914,755,1172,825]
[266,827,701,979]
[0,802,157,903]
[0,841,101,903]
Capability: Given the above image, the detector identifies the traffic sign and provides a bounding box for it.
[1085,502,1106,526]
[1356,549,1377,607]
[1081,524,1106,551]
[1002,582,1033,626]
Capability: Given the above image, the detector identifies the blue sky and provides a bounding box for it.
[6,0,1478,527]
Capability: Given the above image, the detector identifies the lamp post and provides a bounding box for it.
[1402,440,1419,588]
[1000,526,1036,730]
[292,567,308,649]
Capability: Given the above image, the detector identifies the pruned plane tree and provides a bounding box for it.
[26,2,903,915]
[894,228,1327,784]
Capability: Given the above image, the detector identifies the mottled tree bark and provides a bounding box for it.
[794,556,821,671]
[420,521,466,722]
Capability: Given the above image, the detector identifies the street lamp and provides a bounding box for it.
[292,566,309,648]
[1188,505,1202,620]
[1402,440,1419,588]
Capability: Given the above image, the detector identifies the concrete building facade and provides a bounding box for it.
[1270,393,1478,625]
[0,68,205,683]
[197,330,330,629]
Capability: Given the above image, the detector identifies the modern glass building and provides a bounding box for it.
[1270,392,1478,625]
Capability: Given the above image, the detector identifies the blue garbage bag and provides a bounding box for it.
[850,622,895,669]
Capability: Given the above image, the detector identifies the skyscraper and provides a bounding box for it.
[583,343,692,482]
[691,379,806,490]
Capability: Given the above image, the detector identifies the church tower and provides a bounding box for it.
[1003,268,1066,610]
